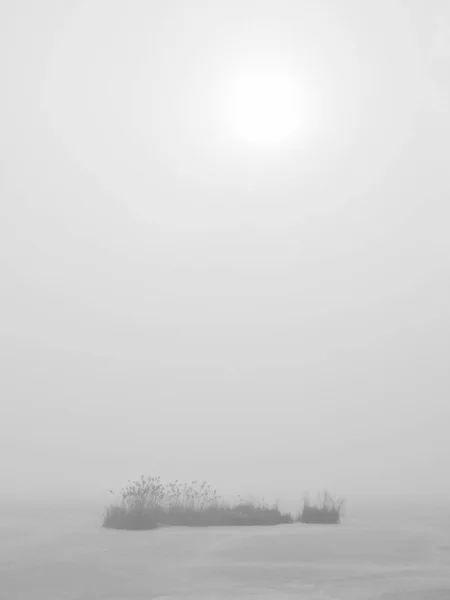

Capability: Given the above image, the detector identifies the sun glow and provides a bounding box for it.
[225,67,303,148]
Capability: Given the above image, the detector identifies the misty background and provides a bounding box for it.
[1,1,449,506]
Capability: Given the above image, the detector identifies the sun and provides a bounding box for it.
[225,67,303,149]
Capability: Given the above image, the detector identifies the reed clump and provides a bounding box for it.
[103,476,293,530]
[296,490,343,524]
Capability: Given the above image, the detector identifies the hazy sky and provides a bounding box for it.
[1,1,449,503]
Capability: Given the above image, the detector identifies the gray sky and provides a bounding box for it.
[1,0,449,504]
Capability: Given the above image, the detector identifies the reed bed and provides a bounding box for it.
[103,476,293,530]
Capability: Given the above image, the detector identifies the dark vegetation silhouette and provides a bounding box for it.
[296,490,343,524]
[103,476,294,530]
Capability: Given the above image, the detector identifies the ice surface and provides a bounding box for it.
[1,500,449,599]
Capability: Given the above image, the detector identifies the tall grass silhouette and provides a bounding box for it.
[103,476,293,530]
[296,490,343,524]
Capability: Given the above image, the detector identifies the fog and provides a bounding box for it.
[1,0,449,506]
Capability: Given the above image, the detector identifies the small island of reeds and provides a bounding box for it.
[103,476,294,530]
[297,490,343,524]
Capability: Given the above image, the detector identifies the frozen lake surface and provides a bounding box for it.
[1,498,450,599]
